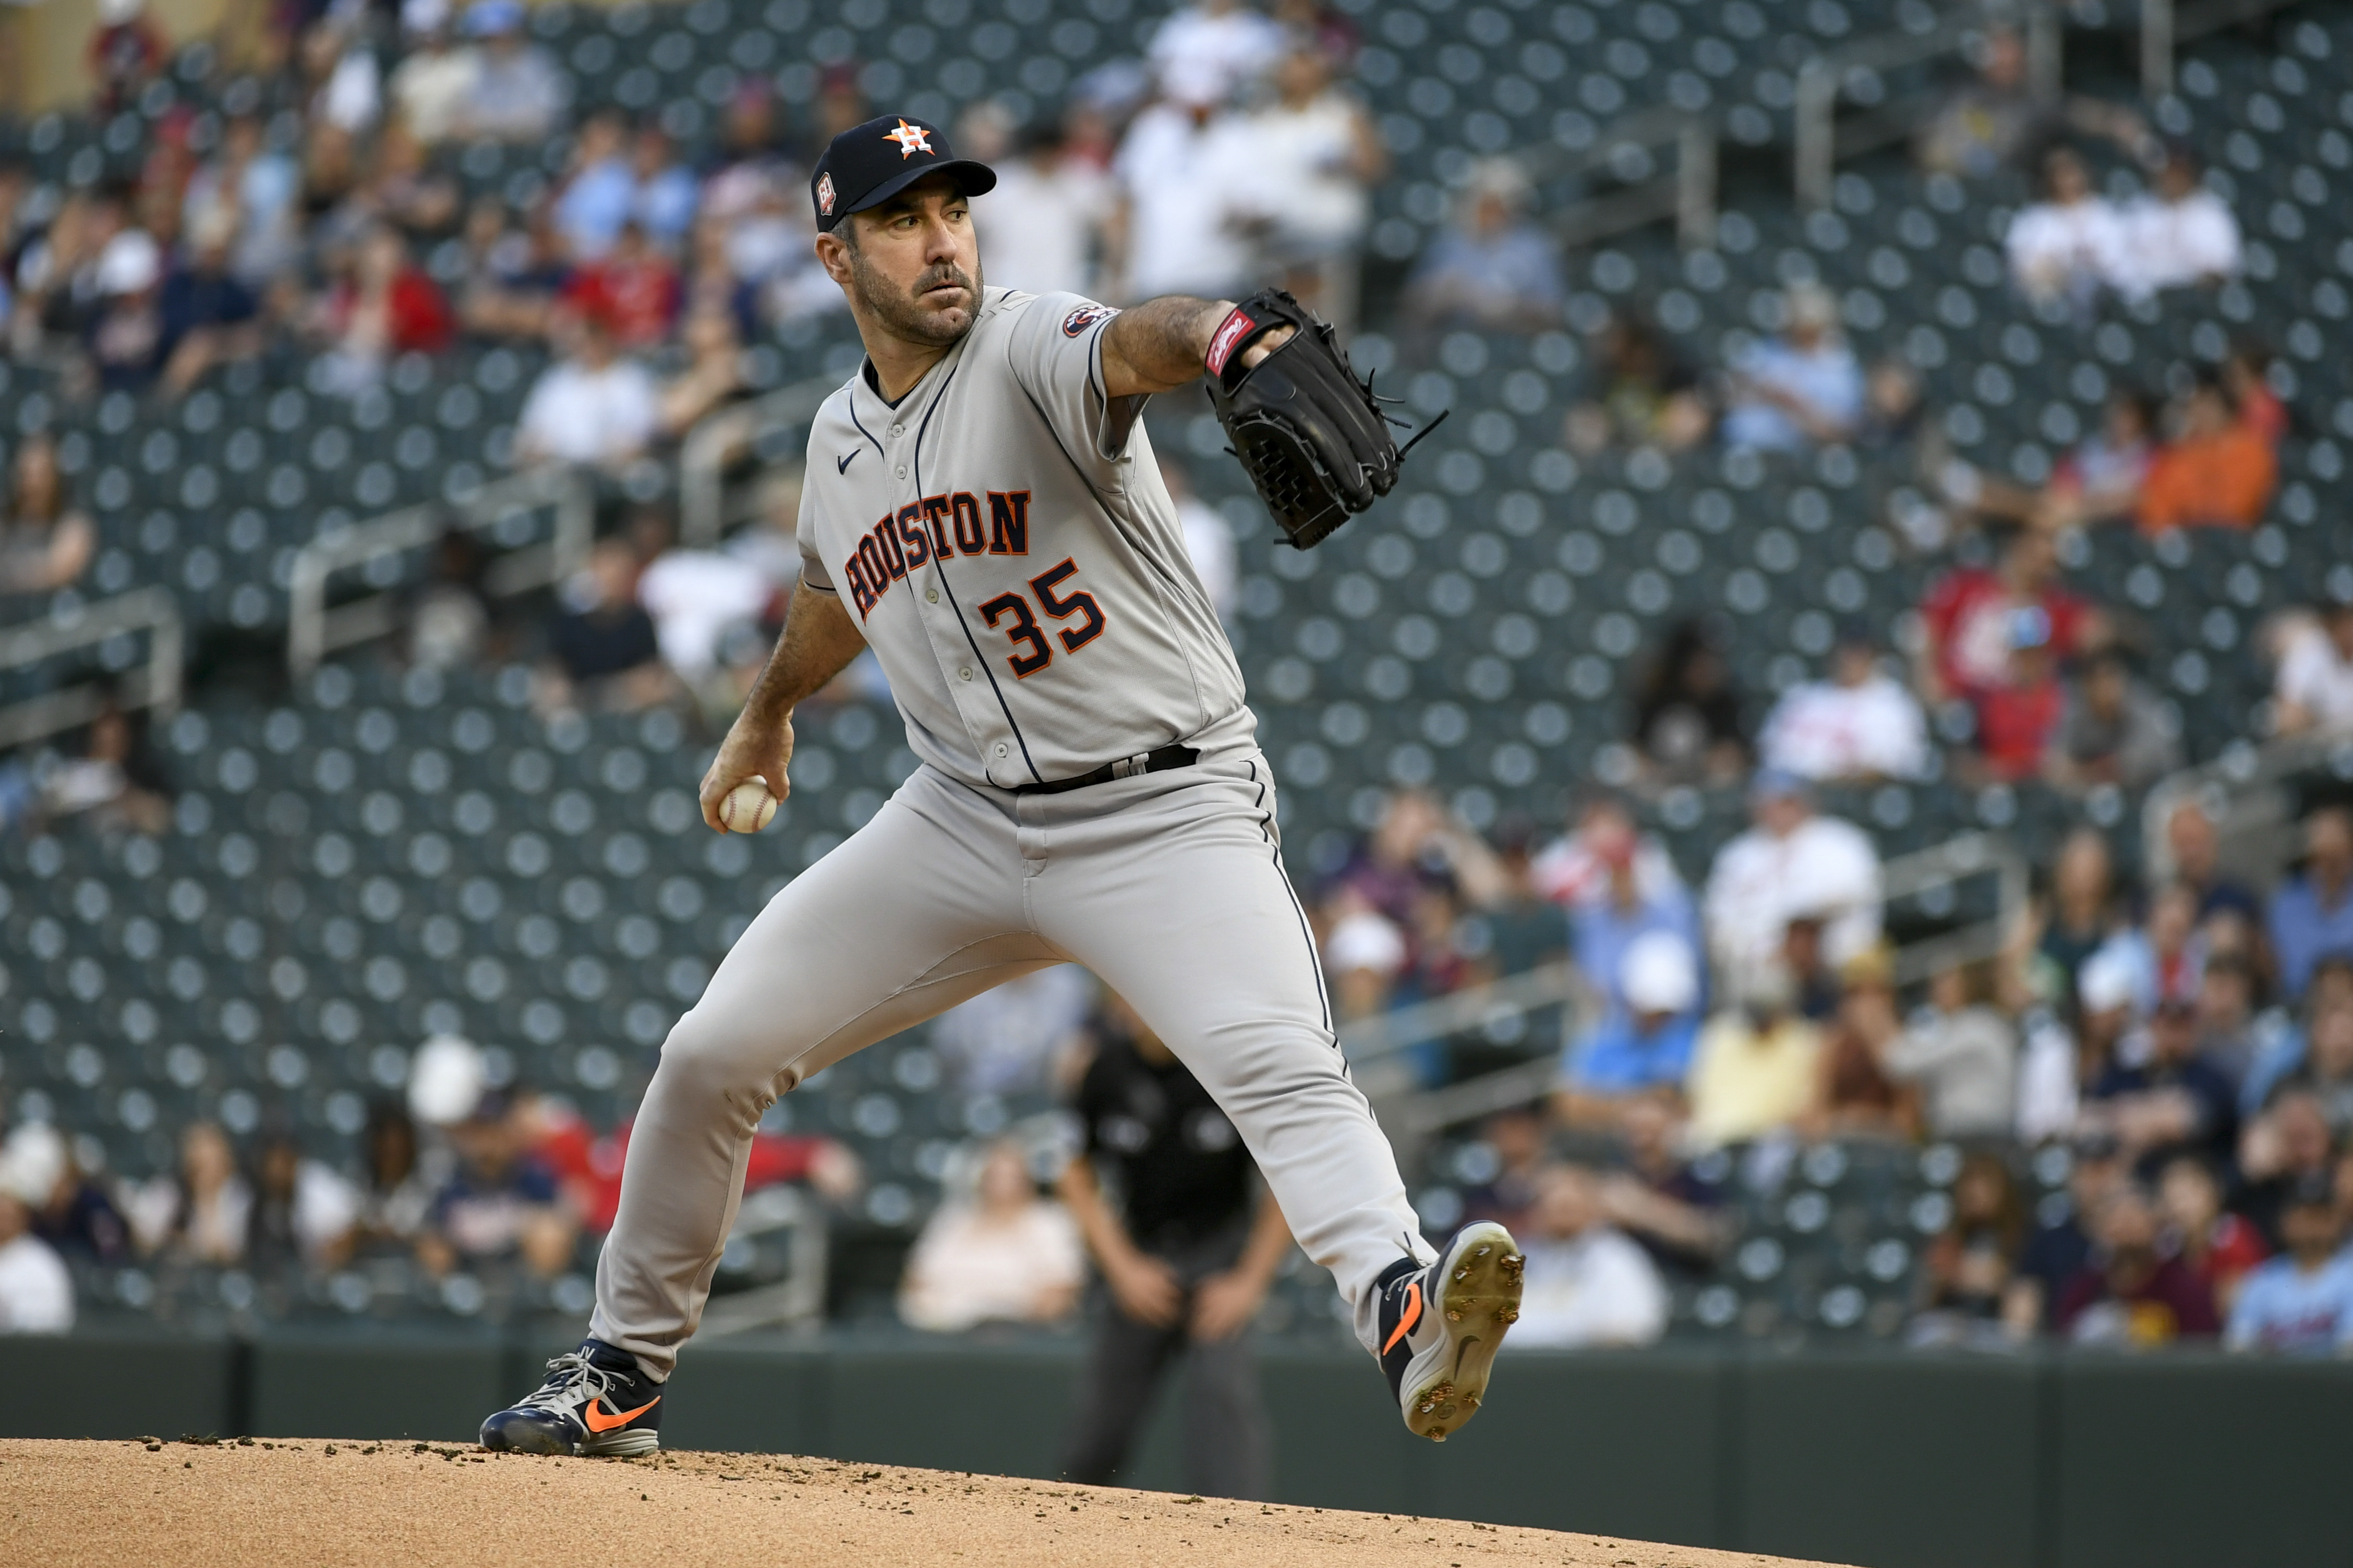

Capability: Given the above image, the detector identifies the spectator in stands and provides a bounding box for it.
[402,527,492,672]
[0,432,94,596]
[0,1147,71,1334]
[130,1121,251,1263]
[1911,1153,2027,1346]
[88,0,168,115]
[353,1100,445,1255]
[1684,961,1823,1150]
[1703,770,1883,977]
[1532,790,1685,912]
[245,1132,358,1275]
[1964,388,2157,534]
[628,125,699,251]
[311,225,454,395]
[1563,796,1700,1011]
[2082,998,2238,1177]
[1155,456,1237,621]
[2006,1134,2127,1332]
[1914,24,2053,178]
[2276,1000,2353,1138]
[2243,959,2353,1118]
[539,536,672,717]
[1918,527,2095,710]
[553,111,637,263]
[1719,283,1863,452]
[1400,159,1564,335]
[900,1140,1085,1332]
[389,16,480,147]
[3,1124,127,1263]
[415,1091,576,1281]
[2056,1182,2220,1345]
[1968,606,2067,785]
[1237,46,1384,320]
[2035,828,2120,1003]
[515,313,659,470]
[2004,147,2123,314]
[2116,145,2242,301]
[1884,959,2020,1142]
[2224,339,2288,443]
[2272,597,2353,738]
[1059,991,1294,1500]
[563,220,682,350]
[1563,311,1711,455]
[2135,373,2277,535]
[2192,953,2274,1096]
[2270,808,2353,1003]
[1148,0,1285,106]
[360,124,461,242]
[454,0,563,143]
[2159,1155,2266,1317]
[40,695,173,835]
[657,306,750,440]
[1506,1164,1668,1349]
[1802,944,1912,1141]
[1600,1098,1727,1278]
[86,226,165,390]
[455,198,566,341]
[1111,82,1256,303]
[2044,649,2180,794]
[155,211,262,398]
[1458,1104,1547,1233]
[2224,1175,2353,1354]
[2235,1088,2338,1250]
[1630,617,1748,787]
[1332,789,1511,929]
[1557,928,1703,1129]
[972,114,1112,299]
[925,964,1096,1099]
[1758,624,1929,783]
[2166,798,2261,926]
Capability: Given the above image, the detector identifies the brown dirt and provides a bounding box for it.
[0,1438,1851,1567]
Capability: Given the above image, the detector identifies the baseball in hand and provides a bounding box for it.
[718,779,778,833]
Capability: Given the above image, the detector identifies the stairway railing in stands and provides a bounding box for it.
[285,464,594,679]
[678,375,839,548]
[0,586,182,749]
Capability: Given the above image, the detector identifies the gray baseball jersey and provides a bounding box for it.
[795,286,1247,788]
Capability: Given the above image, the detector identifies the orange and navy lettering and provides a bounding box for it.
[842,489,1033,621]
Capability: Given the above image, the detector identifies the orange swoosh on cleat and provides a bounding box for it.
[581,1394,660,1433]
[1381,1281,1422,1355]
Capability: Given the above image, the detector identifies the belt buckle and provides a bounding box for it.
[1108,752,1151,780]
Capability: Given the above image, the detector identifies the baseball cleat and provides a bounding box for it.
[479,1338,663,1457]
[1373,1222,1524,1443]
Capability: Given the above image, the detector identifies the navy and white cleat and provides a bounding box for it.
[479,1338,664,1457]
[1372,1221,1525,1443]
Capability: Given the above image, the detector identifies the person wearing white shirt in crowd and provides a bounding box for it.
[389,8,480,146]
[900,1140,1086,1332]
[1759,627,1929,783]
[1506,1164,1667,1349]
[967,107,1111,299]
[516,313,658,470]
[2004,147,2126,312]
[1704,769,1884,976]
[1148,0,1286,107]
[1233,47,1385,321]
[2274,599,2353,739]
[1157,454,1237,621]
[1111,86,1258,302]
[0,1148,72,1334]
[2115,147,2241,301]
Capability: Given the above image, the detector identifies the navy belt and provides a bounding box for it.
[1016,744,1199,795]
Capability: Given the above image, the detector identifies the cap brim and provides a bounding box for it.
[835,159,997,226]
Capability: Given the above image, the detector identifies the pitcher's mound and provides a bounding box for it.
[0,1438,1852,1566]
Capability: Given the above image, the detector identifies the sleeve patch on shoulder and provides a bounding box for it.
[1063,304,1119,337]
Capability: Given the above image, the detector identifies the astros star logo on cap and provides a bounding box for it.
[884,118,934,159]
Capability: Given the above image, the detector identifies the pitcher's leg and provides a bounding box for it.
[593,777,1049,1377]
[1034,766,1433,1355]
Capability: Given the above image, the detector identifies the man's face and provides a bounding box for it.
[2150,1007,2197,1065]
[2310,1005,2353,1081]
[819,175,981,348]
[2282,1201,2341,1259]
[2168,804,2216,878]
[2101,1192,2157,1255]
[1756,792,1807,837]
[2085,661,2125,718]
[2310,811,2353,883]
[2004,531,2055,589]
[1832,643,1875,688]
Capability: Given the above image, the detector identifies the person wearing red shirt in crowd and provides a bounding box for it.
[322,225,455,360]
[89,0,169,115]
[2136,373,2276,535]
[2159,1154,2266,1316]
[2056,1182,2221,1345]
[562,220,683,350]
[1918,527,2094,709]
[515,1088,862,1233]
[2224,342,2288,446]
[1970,606,2065,782]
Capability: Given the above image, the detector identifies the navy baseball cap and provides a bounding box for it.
[810,114,996,234]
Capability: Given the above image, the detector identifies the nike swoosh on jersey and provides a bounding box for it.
[837,450,859,473]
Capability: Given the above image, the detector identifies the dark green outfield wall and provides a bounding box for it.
[8,1333,2351,1568]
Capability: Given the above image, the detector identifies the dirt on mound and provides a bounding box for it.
[0,1438,1850,1567]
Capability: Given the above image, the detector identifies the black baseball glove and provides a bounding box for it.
[1203,289,1444,550]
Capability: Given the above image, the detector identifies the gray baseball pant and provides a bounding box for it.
[590,720,1432,1377]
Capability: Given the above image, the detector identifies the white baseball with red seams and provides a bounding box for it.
[716,779,776,833]
[587,285,1441,1387]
